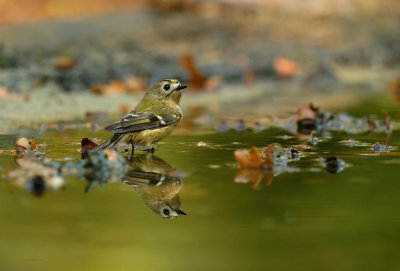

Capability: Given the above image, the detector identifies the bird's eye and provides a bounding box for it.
[162,208,170,216]
[163,84,170,91]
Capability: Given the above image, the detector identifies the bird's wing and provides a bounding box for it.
[104,111,181,133]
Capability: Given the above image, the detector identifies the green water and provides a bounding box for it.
[1,127,400,271]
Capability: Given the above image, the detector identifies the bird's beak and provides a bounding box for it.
[176,85,187,91]
[176,209,187,215]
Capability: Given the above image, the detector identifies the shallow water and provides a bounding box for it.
[1,127,400,271]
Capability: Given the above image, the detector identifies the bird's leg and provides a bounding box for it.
[130,144,135,157]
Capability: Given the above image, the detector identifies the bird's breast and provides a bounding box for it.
[130,124,178,147]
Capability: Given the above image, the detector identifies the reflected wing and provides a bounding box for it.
[104,111,180,133]
[123,171,180,186]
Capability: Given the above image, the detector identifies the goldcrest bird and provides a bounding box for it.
[122,154,186,218]
[91,79,186,154]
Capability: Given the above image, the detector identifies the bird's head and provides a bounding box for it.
[160,205,187,219]
[147,79,187,104]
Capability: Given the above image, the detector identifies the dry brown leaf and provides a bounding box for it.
[90,84,103,95]
[30,136,36,150]
[234,147,263,168]
[124,75,147,93]
[54,57,76,70]
[181,53,207,91]
[104,81,126,94]
[91,81,125,95]
[91,76,146,95]
[80,138,99,152]
[297,103,319,121]
[273,57,298,78]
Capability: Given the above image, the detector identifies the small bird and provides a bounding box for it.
[122,154,187,218]
[91,79,186,154]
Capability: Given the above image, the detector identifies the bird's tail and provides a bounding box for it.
[84,133,124,152]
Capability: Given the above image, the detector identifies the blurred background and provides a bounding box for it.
[1,0,400,126]
[1,1,400,271]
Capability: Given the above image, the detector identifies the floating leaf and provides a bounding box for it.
[234,147,263,168]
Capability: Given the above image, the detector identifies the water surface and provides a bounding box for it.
[1,128,400,271]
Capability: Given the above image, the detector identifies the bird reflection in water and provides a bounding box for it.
[123,154,187,218]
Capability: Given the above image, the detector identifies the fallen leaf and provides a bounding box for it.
[91,76,146,95]
[234,147,263,168]
[273,57,298,78]
[90,84,104,95]
[54,57,76,70]
[124,75,147,93]
[297,103,319,121]
[181,53,207,91]
[91,81,125,95]
[81,138,99,151]
[30,136,36,150]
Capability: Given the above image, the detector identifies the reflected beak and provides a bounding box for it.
[177,209,187,215]
[176,85,187,91]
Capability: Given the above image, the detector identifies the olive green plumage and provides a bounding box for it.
[122,154,186,218]
[92,79,186,153]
